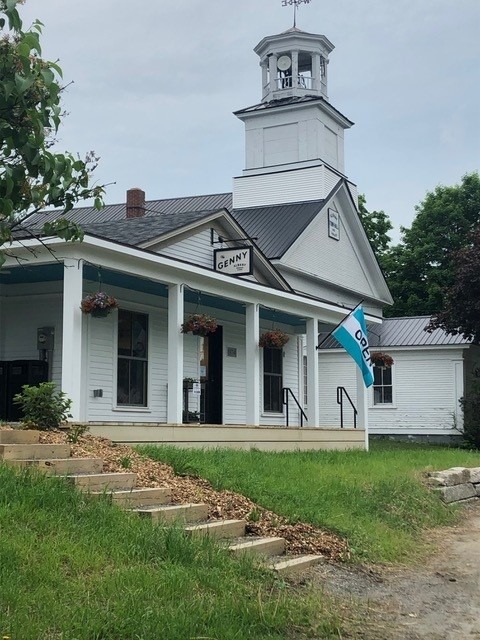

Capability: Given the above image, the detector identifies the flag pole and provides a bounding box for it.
[316,300,364,350]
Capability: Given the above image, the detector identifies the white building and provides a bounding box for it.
[0,24,393,449]
[319,316,480,442]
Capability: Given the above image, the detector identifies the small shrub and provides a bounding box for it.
[461,382,480,449]
[66,424,89,443]
[119,455,133,469]
[13,382,72,431]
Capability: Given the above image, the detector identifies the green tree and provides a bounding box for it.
[428,228,480,343]
[0,0,103,267]
[358,194,393,265]
[385,172,480,317]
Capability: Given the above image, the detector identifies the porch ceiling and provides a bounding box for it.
[1,264,306,327]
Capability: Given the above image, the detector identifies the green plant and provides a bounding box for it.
[460,381,480,449]
[181,313,217,336]
[370,352,394,367]
[80,292,118,317]
[119,455,133,469]
[259,330,289,349]
[13,383,72,430]
[66,424,89,444]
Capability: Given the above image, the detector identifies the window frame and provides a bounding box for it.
[262,346,284,414]
[372,364,395,408]
[116,308,149,408]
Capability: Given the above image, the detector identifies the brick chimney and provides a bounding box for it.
[126,187,145,218]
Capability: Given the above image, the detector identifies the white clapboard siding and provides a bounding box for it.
[87,306,168,423]
[260,334,300,426]
[319,348,467,435]
[233,165,340,209]
[282,199,375,297]
[369,349,464,435]
[160,229,214,269]
[223,322,247,425]
[0,293,63,388]
[318,353,356,428]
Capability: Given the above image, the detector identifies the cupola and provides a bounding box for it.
[255,27,334,103]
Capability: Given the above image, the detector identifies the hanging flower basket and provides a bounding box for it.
[80,292,118,318]
[370,351,394,367]
[259,330,289,349]
[181,313,218,336]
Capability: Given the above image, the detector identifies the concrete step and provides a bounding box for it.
[270,554,324,576]
[0,443,71,460]
[185,519,246,540]
[96,487,172,508]
[66,472,137,491]
[4,458,103,475]
[136,503,209,524]
[0,430,40,444]
[228,536,286,558]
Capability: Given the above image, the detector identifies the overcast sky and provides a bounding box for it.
[17,0,480,242]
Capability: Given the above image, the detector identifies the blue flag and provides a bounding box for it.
[332,306,374,388]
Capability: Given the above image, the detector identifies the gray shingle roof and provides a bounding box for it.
[231,200,325,259]
[321,316,471,350]
[20,190,328,259]
[82,209,219,246]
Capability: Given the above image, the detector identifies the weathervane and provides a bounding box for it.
[282,0,312,28]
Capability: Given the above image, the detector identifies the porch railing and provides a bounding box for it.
[336,386,357,429]
[282,387,308,427]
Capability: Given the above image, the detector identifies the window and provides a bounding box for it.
[117,310,148,406]
[373,365,393,405]
[263,347,283,412]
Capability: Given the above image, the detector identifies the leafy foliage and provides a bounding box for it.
[358,194,393,265]
[259,330,290,349]
[427,228,480,344]
[460,381,480,449]
[385,173,480,317]
[181,313,218,336]
[13,382,72,430]
[0,0,104,267]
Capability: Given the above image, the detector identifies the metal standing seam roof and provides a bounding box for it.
[231,199,326,259]
[24,192,233,227]
[20,192,327,260]
[320,316,471,350]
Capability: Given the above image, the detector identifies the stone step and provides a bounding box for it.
[0,430,40,444]
[136,503,209,524]
[96,487,172,508]
[270,554,324,576]
[184,519,246,540]
[0,443,71,460]
[66,472,137,491]
[4,458,103,475]
[228,536,286,558]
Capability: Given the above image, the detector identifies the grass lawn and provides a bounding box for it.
[0,465,343,640]
[139,440,480,564]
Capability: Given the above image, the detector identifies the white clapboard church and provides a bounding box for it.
[0,20,393,449]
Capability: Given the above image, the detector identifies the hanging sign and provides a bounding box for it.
[214,246,253,276]
[328,208,340,240]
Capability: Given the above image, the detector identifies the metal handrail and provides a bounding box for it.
[282,387,308,427]
[336,386,357,429]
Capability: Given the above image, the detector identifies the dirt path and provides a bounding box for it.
[309,502,480,639]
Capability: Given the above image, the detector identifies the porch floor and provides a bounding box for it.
[84,423,365,451]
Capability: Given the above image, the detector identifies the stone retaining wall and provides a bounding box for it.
[427,467,480,504]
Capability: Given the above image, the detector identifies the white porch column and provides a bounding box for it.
[356,367,369,451]
[167,284,184,424]
[268,54,278,93]
[61,258,84,421]
[306,317,320,427]
[245,303,260,426]
[291,50,299,88]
